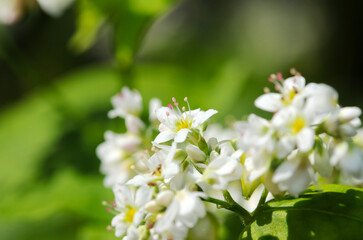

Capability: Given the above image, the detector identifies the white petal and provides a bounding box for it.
[149,98,162,121]
[154,200,178,232]
[186,144,206,162]
[192,109,218,128]
[125,115,145,133]
[297,127,315,152]
[254,93,283,112]
[135,186,152,207]
[287,167,312,197]
[339,107,362,122]
[272,160,299,183]
[154,131,175,143]
[283,76,305,91]
[174,129,190,143]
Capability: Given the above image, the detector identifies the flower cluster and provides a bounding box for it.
[97,70,363,239]
[236,70,363,197]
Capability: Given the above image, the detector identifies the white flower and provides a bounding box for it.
[154,97,217,144]
[302,83,339,119]
[255,75,306,112]
[272,106,315,152]
[198,143,243,190]
[324,107,362,138]
[125,115,145,134]
[235,114,275,152]
[127,149,180,186]
[154,189,206,237]
[330,142,363,184]
[37,0,75,17]
[112,185,152,238]
[96,131,142,187]
[272,151,315,197]
[108,87,143,119]
[309,135,333,178]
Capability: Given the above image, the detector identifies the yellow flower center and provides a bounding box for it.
[125,208,136,223]
[291,117,305,134]
[282,90,296,106]
[176,118,191,131]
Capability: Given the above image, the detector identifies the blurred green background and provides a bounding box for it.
[1,0,362,239]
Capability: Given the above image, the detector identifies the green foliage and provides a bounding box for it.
[242,185,363,240]
[0,65,120,240]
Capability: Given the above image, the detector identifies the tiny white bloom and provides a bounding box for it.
[272,106,315,152]
[330,142,363,183]
[272,151,315,197]
[112,185,152,238]
[154,189,206,236]
[96,131,142,187]
[108,87,143,119]
[255,75,306,112]
[154,97,217,144]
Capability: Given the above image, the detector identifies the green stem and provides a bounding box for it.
[253,187,268,217]
[223,190,254,226]
[201,193,253,228]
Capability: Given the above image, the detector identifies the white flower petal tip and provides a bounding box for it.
[254,93,283,112]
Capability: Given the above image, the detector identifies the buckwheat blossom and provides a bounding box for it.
[111,185,152,238]
[330,142,363,184]
[127,149,180,187]
[197,142,243,190]
[99,70,363,239]
[96,131,143,187]
[153,189,206,238]
[255,75,306,112]
[154,97,217,144]
[108,87,143,119]
[272,150,315,197]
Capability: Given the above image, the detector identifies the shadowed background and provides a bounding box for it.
[0,0,362,239]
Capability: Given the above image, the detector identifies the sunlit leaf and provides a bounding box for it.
[242,185,363,240]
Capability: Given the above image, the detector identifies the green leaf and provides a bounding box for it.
[243,185,363,240]
[0,65,119,195]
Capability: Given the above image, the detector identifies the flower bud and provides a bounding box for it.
[186,144,207,162]
[207,137,218,150]
[144,200,163,213]
[339,107,362,123]
[156,190,174,207]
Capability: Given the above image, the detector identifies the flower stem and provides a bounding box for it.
[201,193,253,227]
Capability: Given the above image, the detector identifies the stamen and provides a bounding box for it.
[276,72,283,81]
[174,102,179,107]
[264,87,270,93]
[172,97,176,102]
[106,226,112,231]
[182,106,186,111]
[184,96,191,113]
[168,103,173,110]
[166,112,170,117]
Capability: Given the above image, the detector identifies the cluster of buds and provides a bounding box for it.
[97,70,363,239]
